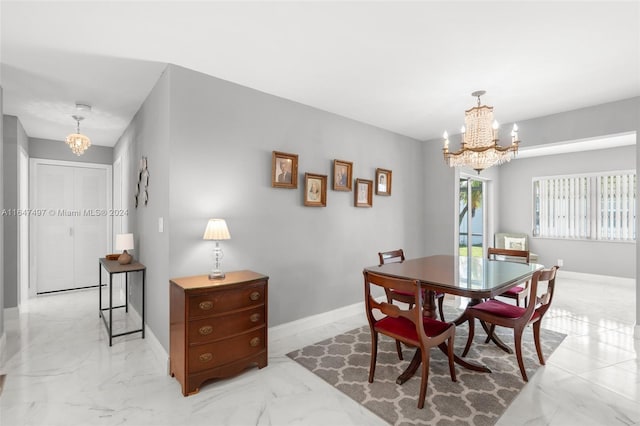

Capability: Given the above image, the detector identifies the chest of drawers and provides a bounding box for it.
[169,270,268,396]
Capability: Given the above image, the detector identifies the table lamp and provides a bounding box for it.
[203,219,231,279]
[115,233,134,265]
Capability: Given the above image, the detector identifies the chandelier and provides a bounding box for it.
[65,103,92,156]
[443,91,519,173]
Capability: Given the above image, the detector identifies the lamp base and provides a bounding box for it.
[208,270,226,280]
[118,250,132,265]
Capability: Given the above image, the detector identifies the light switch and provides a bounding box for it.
[158,217,164,233]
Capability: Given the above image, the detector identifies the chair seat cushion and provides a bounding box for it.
[469,299,541,321]
[375,315,451,340]
[504,285,525,295]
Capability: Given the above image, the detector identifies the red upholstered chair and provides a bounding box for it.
[363,270,456,409]
[488,248,531,307]
[461,266,560,381]
[378,249,446,360]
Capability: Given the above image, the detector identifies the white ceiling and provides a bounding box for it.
[1,1,639,147]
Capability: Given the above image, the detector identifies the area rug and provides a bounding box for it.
[287,308,566,426]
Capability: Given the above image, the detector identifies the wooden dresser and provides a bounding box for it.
[169,270,268,396]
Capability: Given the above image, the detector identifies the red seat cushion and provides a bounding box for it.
[469,299,541,321]
[375,315,450,340]
[504,285,524,295]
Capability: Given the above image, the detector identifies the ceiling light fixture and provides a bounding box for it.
[65,103,92,156]
[442,91,519,173]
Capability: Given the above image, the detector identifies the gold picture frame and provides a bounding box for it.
[272,151,298,189]
[304,173,327,207]
[375,168,392,196]
[333,159,353,191]
[355,178,373,207]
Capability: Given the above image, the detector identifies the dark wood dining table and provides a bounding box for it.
[363,254,542,382]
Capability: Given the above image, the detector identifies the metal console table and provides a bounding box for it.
[99,258,146,346]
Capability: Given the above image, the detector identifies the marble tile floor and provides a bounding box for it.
[0,272,638,426]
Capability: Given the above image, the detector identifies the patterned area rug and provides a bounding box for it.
[287,309,565,426]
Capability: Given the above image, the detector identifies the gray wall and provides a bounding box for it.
[498,145,636,277]
[3,116,28,307]
[0,87,4,338]
[30,138,113,165]
[114,64,426,351]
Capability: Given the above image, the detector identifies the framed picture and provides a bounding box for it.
[354,178,373,207]
[333,159,353,191]
[304,173,327,207]
[272,151,298,189]
[375,168,392,196]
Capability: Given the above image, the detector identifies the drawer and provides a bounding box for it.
[188,284,265,319]
[188,327,266,373]
[188,306,265,345]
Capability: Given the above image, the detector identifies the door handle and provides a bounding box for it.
[69,227,73,237]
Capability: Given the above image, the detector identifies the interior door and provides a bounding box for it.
[32,161,110,294]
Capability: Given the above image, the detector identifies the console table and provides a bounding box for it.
[169,270,269,396]
[98,258,146,346]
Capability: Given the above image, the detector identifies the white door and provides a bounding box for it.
[31,161,111,294]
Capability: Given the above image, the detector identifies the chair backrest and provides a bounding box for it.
[519,265,559,321]
[532,265,559,318]
[363,270,425,339]
[487,247,530,264]
[378,249,405,265]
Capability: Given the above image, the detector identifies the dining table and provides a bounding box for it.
[363,254,543,383]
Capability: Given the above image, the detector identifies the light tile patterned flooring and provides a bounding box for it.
[0,272,638,425]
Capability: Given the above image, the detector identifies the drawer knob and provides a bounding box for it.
[199,353,213,362]
[249,291,261,301]
[199,325,213,335]
[250,337,260,347]
[199,301,213,310]
[249,313,260,323]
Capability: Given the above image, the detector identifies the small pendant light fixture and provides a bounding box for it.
[65,103,92,156]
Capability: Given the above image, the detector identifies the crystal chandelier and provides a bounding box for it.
[65,103,92,156]
[443,91,519,173]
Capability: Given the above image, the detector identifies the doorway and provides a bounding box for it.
[30,159,112,295]
[458,176,486,258]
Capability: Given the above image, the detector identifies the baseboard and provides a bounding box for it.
[3,308,19,321]
[0,332,6,369]
[269,300,367,342]
[125,304,170,374]
[557,270,635,287]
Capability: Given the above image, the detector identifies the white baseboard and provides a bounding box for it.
[557,270,635,287]
[125,304,170,374]
[3,307,19,321]
[269,300,367,342]
[0,332,6,368]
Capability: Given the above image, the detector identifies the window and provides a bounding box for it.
[533,171,636,241]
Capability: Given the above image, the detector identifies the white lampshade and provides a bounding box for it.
[203,219,231,241]
[115,233,134,251]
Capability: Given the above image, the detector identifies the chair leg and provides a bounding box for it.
[513,327,528,382]
[417,349,429,409]
[437,295,446,322]
[395,340,404,360]
[462,317,475,357]
[447,332,457,382]
[368,331,378,383]
[532,321,546,365]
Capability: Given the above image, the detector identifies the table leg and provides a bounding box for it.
[99,263,102,318]
[109,273,113,347]
[125,272,129,313]
[141,269,145,339]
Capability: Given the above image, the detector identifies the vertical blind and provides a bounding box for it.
[533,171,636,241]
